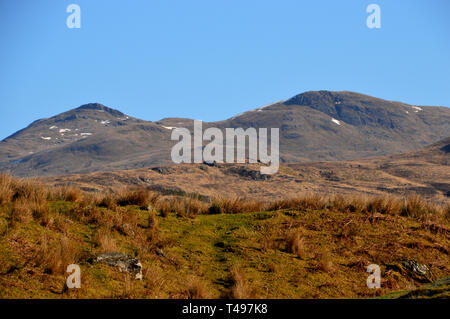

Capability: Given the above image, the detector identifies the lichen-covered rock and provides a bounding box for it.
[95,252,143,280]
[387,259,433,283]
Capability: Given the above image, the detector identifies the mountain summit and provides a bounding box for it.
[1,91,449,177]
[75,103,126,117]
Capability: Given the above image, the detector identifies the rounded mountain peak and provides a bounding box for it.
[75,103,125,117]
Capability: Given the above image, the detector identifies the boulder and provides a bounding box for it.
[95,252,143,280]
[387,259,433,283]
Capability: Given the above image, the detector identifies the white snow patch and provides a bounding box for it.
[41,136,52,140]
[80,133,92,136]
[49,126,58,130]
[411,106,423,113]
[405,111,409,114]
[162,126,176,130]
[59,128,71,133]
[100,120,110,125]
[331,118,341,126]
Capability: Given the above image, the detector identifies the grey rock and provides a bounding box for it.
[228,166,271,181]
[388,259,433,283]
[95,252,143,280]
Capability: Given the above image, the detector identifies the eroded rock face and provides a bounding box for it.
[95,252,143,280]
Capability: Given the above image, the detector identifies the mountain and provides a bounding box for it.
[0,103,174,176]
[220,91,450,162]
[1,91,450,177]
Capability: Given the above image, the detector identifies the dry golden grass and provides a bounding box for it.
[154,195,209,218]
[98,194,118,210]
[69,204,109,227]
[143,264,166,295]
[30,200,50,225]
[49,186,83,202]
[2,173,448,227]
[267,262,278,273]
[12,178,48,203]
[10,199,33,225]
[39,235,80,275]
[116,188,159,208]
[285,230,307,259]
[229,265,249,299]
[95,227,118,252]
[53,213,69,234]
[209,196,266,214]
[401,194,437,221]
[316,248,334,273]
[266,192,447,224]
[0,173,15,204]
[176,197,210,218]
[364,196,402,215]
[147,210,159,231]
[0,173,49,213]
[184,276,213,299]
[268,193,327,211]
[260,232,277,252]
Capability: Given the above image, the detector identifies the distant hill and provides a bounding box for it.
[1,91,450,177]
[41,136,450,202]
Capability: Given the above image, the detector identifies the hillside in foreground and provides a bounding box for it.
[0,175,448,298]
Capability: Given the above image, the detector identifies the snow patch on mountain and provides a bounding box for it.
[331,118,341,126]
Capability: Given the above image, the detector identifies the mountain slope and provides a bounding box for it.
[1,92,450,177]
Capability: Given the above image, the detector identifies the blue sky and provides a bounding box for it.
[1,0,449,140]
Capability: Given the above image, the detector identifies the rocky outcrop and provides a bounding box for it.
[95,252,143,280]
[227,166,271,181]
[387,259,433,283]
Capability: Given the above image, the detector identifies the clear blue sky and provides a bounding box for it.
[1,0,449,140]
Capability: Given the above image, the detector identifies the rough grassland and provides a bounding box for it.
[1,198,448,299]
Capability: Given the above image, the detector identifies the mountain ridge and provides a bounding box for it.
[1,90,450,177]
